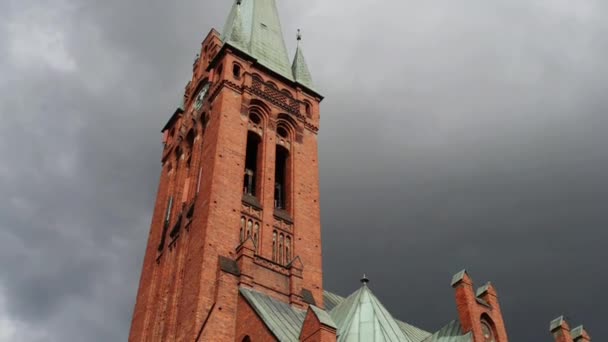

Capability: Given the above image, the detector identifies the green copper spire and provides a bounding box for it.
[330,280,413,342]
[222,0,293,80]
[225,0,248,50]
[292,29,314,89]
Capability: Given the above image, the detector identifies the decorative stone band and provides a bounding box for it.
[254,255,290,276]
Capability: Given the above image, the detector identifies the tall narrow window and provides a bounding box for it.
[285,236,291,264]
[158,196,173,252]
[247,220,253,238]
[279,234,284,264]
[254,223,260,249]
[244,131,262,197]
[185,130,195,169]
[233,64,241,79]
[240,217,245,243]
[274,145,289,210]
[272,231,277,262]
[304,102,312,118]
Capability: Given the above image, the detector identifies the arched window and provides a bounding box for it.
[242,336,251,342]
[233,63,242,79]
[215,64,223,83]
[279,234,284,264]
[274,145,290,210]
[272,231,277,262]
[244,131,262,197]
[254,223,260,248]
[247,220,253,238]
[480,315,497,342]
[185,129,195,169]
[304,102,312,118]
[285,236,291,264]
[249,112,262,125]
[277,126,289,139]
[174,146,183,175]
[240,217,246,243]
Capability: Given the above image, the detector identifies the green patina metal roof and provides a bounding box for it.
[239,286,467,342]
[396,321,433,342]
[329,282,418,342]
[571,325,587,339]
[325,291,346,311]
[421,321,472,342]
[310,304,338,329]
[291,30,314,89]
[223,0,294,81]
[240,287,307,342]
[550,316,566,332]
[325,290,431,342]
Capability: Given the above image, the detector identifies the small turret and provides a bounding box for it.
[292,29,315,90]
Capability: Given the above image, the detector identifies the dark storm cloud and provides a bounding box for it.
[0,0,606,341]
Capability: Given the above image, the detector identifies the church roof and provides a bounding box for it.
[240,287,307,342]
[421,320,472,342]
[222,0,294,81]
[329,282,423,342]
[239,286,470,342]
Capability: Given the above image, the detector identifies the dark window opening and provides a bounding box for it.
[215,64,223,83]
[272,231,277,262]
[249,112,262,125]
[244,132,261,197]
[233,64,242,79]
[305,102,312,118]
[274,145,289,210]
[185,130,195,169]
[241,217,246,242]
[279,234,284,264]
[158,196,173,252]
[277,126,289,139]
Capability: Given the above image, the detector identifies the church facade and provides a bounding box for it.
[128,1,592,341]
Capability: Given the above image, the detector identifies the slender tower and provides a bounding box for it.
[129,0,324,340]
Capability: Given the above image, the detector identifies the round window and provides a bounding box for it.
[481,320,494,342]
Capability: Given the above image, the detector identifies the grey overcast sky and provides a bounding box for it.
[1,0,607,340]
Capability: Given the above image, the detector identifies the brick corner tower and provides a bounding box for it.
[129,0,324,341]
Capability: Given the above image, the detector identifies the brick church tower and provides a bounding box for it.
[129,0,325,340]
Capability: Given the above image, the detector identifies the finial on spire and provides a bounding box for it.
[297,29,302,41]
[361,274,369,285]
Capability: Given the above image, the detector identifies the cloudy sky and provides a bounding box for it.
[1,0,607,340]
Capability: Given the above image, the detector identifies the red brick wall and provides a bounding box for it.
[299,308,337,342]
[453,272,508,342]
[235,295,277,342]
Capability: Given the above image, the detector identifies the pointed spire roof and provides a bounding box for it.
[330,281,415,342]
[292,29,315,89]
[222,0,293,80]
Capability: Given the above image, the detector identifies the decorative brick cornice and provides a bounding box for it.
[254,255,290,276]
